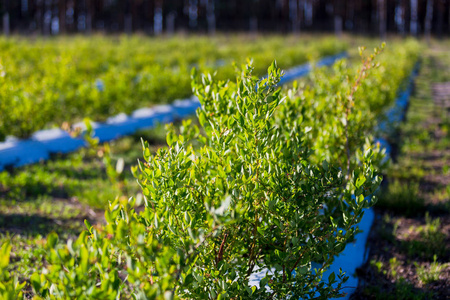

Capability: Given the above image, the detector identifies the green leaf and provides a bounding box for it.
[47,232,59,249]
[154,213,159,229]
[167,131,175,147]
[0,241,11,269]
[184,212,191,224]
[198,110,207,127]
[84,219,93,233]
[30,273,42,293]
[183,274,194,286]
[274,264,282,272]
[144,147,151,162]
[356,175,366,188]
[328,272,336,283]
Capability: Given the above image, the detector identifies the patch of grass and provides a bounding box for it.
[389,257,401,278]
[364,256,436,300]
[377,216,393,243]
[415,255,445,285]
[432,185,450,203]
[401,213,447,260]
[443,165,449,176]
[0,234,47,281]
[370,259,385,274]
[0,196,93,237]
[360,277,432,300]
[0,195,94,283]
[0,138,145,209]
[388,162,426,181]
[376,180,425,217]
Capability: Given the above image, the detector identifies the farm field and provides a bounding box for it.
[0,35,346,141]
[0,35,448,299]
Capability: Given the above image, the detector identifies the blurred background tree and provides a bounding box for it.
[1,0,449,37]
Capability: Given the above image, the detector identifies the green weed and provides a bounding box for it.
[376,180,425,216]
[402,213,447,260]
[415,255,445,284]
[361,277,431,300]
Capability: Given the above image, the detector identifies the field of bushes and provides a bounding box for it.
[0,35,346,141]
[1,35,447,299]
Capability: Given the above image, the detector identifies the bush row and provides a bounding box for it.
[0,35,346,141]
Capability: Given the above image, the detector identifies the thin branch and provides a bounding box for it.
[215,232,229,266]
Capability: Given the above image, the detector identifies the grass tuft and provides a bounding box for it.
[376,180,425,217]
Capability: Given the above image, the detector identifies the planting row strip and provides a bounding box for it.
[0,52,347,171]
[248,62,420,299]
[375,63,421,154]
[320,63,420,299]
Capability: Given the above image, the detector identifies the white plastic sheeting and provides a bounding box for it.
[31,128,86,154]
[171,96,202,119]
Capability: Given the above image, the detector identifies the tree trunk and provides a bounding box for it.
[289,0,300,34]
[86,0,95,34]
[424,0,434,42]
[436,0,444,38]
[154,0,163,35]
[346,0,355,32]
[250,0,258,34]
[43,1,51,35]
[3,0,10,35]
[207,0,216,35]
[59,0,66,34]
[166,11,176,35]
[3,13,10,36]
[333,0,344,37]
[188,0,198,29]
[394,0,406,35]
[410,0,418,35]
[305,0,313,26]
[378,0,387,39]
